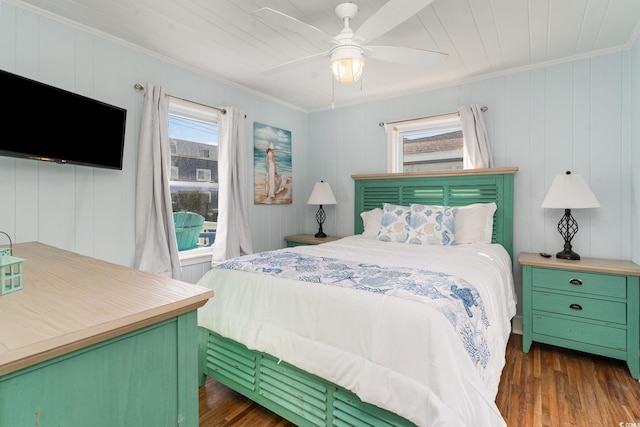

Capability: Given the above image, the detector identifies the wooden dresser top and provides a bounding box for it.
[0,242,213,375]
[519,251,640,276]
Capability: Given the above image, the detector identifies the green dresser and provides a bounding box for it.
[0,242,213,427]
[519,252,640,379]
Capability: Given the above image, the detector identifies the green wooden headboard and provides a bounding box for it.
[352,167,518,259]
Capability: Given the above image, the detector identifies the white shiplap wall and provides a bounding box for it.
[308,46,640,315]
[632,36,640,265]
[0,2,638,319]
[0,1,308,270]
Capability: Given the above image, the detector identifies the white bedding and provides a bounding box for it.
[197,235,516,427]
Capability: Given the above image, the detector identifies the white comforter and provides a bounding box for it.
[197,235,516,427]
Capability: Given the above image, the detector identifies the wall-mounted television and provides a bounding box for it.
[0,69,127,170]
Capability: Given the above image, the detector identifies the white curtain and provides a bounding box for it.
[134,83,182,280]
[211,107,253,264]
[458,104,493,169]
[384,123,403,173]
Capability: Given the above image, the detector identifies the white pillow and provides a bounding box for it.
[377,203,411,243]
[406,204,455,245]
[360,208,383,237]
[453,202,497,244]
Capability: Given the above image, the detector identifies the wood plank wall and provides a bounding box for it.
[1,2,639,317]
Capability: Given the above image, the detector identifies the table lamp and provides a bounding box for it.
[307,181,337,238]
[541,171,600,260]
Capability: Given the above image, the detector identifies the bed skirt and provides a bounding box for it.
[198,327,417,427]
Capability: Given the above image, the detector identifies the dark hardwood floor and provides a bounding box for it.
[497,334,640,426]
[199,333,640,427]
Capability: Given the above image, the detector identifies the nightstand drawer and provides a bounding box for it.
[532,268,626,298]
[533,313,627,351]
[287,241,312,247]
[284,235,342,247]
[532,291,626,324]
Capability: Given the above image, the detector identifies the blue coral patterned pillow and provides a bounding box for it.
[377,203,410,243]
[406,204,455,245]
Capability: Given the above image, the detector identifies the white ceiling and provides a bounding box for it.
[9,0,640,112]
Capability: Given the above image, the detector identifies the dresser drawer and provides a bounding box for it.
[532,312,627,351]
[532,291,626,324]
[532,268,626,298]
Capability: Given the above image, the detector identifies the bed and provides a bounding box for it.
[197,167,518,427]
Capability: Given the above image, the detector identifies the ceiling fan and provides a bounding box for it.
[252,0,448,84]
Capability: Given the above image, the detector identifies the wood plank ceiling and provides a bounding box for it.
[7,0,640,112]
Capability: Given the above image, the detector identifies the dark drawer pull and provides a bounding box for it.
[569,303,583,311]
[569,278,583,286]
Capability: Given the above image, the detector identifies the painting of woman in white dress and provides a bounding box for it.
[254,122,292,204]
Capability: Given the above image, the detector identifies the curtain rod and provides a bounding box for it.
[134,83,227,115]
[378,106,488,127]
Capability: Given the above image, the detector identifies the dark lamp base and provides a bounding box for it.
[555,209,581,260]
[314,205,327,239]
[556,248,580,260]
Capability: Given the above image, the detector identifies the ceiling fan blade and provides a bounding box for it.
[354,0,435,44]
[260,51,329,77]
[252,7,331,41]
[367,46,448,67]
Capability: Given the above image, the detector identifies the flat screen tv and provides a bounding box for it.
[0,69,127,170]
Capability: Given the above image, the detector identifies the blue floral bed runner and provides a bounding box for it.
[216,249,492,372]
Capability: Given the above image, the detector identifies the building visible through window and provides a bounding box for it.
[402,129,463,172]
[386,112,462,172]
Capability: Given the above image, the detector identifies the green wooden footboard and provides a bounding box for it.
[198,328,417,427]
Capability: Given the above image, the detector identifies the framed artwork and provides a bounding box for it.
[253,122,292,204]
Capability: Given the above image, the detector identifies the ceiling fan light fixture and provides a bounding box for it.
[330,46,364,84]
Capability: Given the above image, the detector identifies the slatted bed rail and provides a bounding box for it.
[199,329,416,427]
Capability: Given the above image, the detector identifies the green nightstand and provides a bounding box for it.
[519,252,640,379]
[284,234,342,247]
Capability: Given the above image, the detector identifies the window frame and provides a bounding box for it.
[385,113,462,173]
[167,97,219,263]
[196,168,212,182]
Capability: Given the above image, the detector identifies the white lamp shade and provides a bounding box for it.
[307,181,337,205]
[541,172,601,209]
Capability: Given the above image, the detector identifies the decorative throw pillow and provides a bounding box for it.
[453,202,497,244]
[377,203,410,243]
[406,204,455,245]
[360,208,383,238]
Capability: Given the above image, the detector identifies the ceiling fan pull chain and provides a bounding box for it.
[331,77,335,109]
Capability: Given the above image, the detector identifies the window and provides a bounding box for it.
[196,168,211,182]
[386,113,462,173]
[168,97,219,252]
